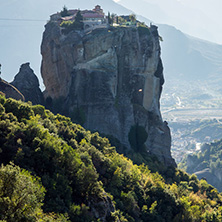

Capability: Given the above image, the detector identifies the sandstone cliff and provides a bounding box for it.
[41,21,176,167]
[11,63,44,105]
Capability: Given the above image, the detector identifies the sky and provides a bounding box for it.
[116,0,222,45]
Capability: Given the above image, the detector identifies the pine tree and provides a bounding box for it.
[74,10,84,30]
[129,14,136,23]
[108,12,112,25]
[75,10,83,23]
[61,5,69,17]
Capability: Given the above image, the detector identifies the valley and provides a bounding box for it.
[161,80,222,163]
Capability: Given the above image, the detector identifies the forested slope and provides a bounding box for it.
[0,94,222,221]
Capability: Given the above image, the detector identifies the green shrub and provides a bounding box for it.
[0,103,5,114]
[4,98,34,121]
[0,163,45,221]
[1,96,222,221]
[32,104,47,118]
[18,103,34,120]
[0,93,6,105]
[60,11,84,34]
[4,98,20,116]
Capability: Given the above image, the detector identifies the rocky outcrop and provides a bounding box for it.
[41,21,176,167]
[11,63,44,105]
[0,78,24,101]
[88,192,115,221]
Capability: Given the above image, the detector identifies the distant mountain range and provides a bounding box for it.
[117,0,222,45]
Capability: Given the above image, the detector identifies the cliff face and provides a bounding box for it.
[41,22,176,167]
[11,63,44,105]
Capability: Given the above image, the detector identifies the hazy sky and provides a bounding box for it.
[116,0,222,45]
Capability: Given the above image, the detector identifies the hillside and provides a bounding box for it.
[1,95,222,221]
[179,138,222,193]
[167,119,222,163]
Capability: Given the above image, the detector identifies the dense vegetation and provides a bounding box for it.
[179,138,222,192]
[1,94,222,221]
[60,10,84,34]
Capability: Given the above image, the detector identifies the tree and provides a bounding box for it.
[0,163,45,221]
[75,10,83,23]
[111,13,116,24]
[108,12,112,25]
[60,5,69,17]
[129,14,136,23]
[116,16,119,24]
[74,10,84,30]
[118,16,127,25]
[61,10,83,33]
